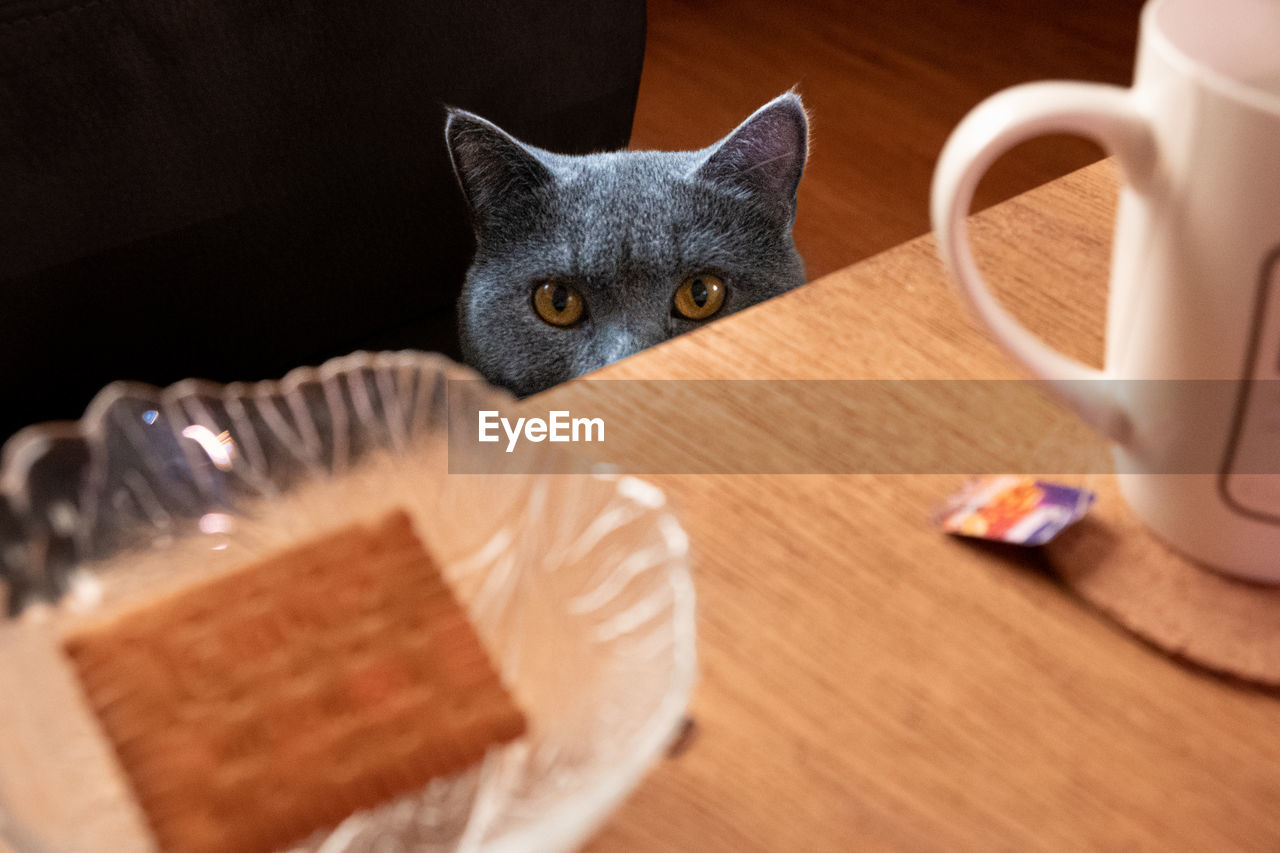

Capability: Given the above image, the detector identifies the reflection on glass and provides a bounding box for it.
[181,425,236,471]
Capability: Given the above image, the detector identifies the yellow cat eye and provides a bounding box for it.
[532,281,585,327]
[673,274,726,320]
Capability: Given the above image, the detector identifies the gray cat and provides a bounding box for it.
[446,92,808,396]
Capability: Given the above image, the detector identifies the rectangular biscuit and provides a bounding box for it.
[62,509,525,853]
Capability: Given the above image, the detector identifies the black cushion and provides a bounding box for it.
[0,0,646,442]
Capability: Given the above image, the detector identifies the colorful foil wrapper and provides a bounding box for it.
[937,476,1096,546]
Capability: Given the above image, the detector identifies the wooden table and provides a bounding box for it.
[527,161,1280,852]
[4,162,1270,853]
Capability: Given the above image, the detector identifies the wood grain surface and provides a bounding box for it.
[527,162,1280,852]
[8,169,1279,853]
[633,0,1144,281]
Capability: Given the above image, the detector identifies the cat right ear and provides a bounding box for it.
[445,110,552,228]
[693,92,809,221]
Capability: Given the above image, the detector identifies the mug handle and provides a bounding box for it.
[930,81,1158,444]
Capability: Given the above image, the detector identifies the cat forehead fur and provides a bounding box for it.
[478,147,790,295]
[447,92,808,397]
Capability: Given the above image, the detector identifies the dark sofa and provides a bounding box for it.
[0,0,646,442]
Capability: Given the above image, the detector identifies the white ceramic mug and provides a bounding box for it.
[931,0,1280,582]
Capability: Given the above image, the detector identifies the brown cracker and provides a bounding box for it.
[62,509,526,853]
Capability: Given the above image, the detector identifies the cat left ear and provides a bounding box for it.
[693,92,809,220]
[446,109,553,228]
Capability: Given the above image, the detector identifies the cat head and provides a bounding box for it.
[446,92,808,396]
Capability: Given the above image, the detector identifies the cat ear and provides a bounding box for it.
[693,92,809,218]
[445,109,553,226]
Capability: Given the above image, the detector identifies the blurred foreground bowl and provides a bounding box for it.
[0,351,696,853]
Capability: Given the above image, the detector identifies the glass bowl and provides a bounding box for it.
[0,351,696,853]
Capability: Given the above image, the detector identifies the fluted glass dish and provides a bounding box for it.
[0,351,696,853]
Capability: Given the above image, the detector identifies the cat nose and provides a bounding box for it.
[578,327,645,374]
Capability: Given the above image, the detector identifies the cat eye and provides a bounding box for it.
[673,274,726,320]
[532,281,586,327]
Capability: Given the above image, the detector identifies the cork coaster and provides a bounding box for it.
[1046,475,1280,686]
[62,510,526,853]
